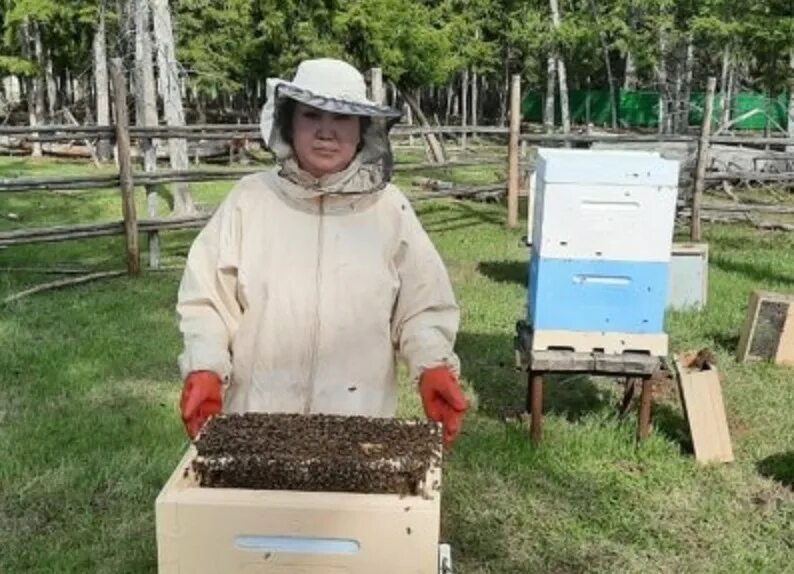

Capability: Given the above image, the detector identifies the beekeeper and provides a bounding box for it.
[176,58,468,447]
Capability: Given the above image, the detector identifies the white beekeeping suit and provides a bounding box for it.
[176,59,461,418]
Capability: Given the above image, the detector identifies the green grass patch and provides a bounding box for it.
[1,156,793,573]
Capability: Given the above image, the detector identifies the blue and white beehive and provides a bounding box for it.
[528,148,679,356]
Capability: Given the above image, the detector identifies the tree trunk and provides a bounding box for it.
[135,0,161,267]
[471,69,478,129]
[32,22,47,126]
[94,9,111,161]
[152,0,194,215]
[681,37,694,133]
[22,20,43,157]
[72,76,81,108]
[80,75,93,124]
[401,89,445,163]
[549,0,570,136]
[589,0,617,128]
[197,94,207,124]
[719,45,730,125]
[585,76,592,131]
[134,0,158,135]
[45,51,57,118]
[3,76,22,106]
[657,31,669,134]
[64,69,73,106]
[480,76,487,124]
[624,52,637,90]
[24,78,42,157]
[545,55,556,132]
[115,0,133,62]
[787,49,793,155]
[557,58,571,135]
[499,58,509,126]
[369,67,384,104]
[461,69,468,150]
[672,51,682,134]
[404,101,414,146]
[721,54,735,129]
[623,3,639,91]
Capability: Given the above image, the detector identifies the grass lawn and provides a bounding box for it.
[1,155,792,573]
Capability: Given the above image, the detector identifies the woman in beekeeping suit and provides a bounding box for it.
[176,58,468,447]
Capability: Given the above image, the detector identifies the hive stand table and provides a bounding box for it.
[515,322,663,443]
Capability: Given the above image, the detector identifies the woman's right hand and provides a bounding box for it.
[180,371,223,439]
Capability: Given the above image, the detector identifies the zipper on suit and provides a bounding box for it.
[304,195,325,414]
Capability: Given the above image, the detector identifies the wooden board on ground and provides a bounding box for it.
[736,290,794,366]
[674,352,734,464]
[530,350,660,376]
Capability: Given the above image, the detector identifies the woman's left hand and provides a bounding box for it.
[419,366,468,448]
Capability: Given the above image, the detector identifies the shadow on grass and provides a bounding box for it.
[457,331,614,422]
[706,233,758,253]
[651,402,693,455]
[458,330,695,453]
[711,255,794,285]
[418,200,505,233]
[544,373,616,421]
[757,451,794,489]
[707,332,741,354]
[476,260,527,286]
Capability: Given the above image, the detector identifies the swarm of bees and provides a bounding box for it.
[192,413,442,495]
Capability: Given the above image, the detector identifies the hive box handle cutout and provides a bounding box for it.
[573,274,631,286]
[581,200,640,211]
[235,535,361,555]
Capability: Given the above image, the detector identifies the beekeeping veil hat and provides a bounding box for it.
[260,58,402,190]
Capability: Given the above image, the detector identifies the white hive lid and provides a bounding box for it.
[537,148,679,187]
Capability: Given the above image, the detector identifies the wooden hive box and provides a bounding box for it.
[155,414,442,574]
[736,290,794,365]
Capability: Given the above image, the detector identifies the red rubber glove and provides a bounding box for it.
[419,366,468,448]
[180,371,223,439]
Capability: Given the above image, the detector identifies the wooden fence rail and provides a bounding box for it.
[0,216,210,247]
[2,70,794,278]
[0,160,516,196]
[3,122,794,145]
[10,198,794,249]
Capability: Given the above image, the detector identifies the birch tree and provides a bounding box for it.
[152,0,194,215]
[786,47,794,153]
[133,0,162,265]
[22,19,44,156]
[93,6,110,160]
[549,0,570,136]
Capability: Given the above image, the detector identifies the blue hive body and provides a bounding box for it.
[528,149,680,355]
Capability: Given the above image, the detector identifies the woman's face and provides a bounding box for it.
[292,103,361,178]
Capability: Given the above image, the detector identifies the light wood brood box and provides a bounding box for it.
[155,414,443,574]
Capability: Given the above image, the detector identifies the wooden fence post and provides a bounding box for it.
[508,74,521,228]
[692,76,716,241]
[110,58,140,277]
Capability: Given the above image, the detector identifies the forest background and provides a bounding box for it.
[0,0,791,135]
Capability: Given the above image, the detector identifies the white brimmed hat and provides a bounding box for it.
[260,58,401,148]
